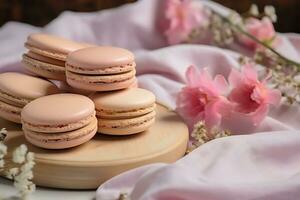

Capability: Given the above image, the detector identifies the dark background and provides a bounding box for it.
[1,0,299,33]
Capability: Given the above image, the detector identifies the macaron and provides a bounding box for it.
[22,33,92,80]
[0,72,60,123]
[90,88,156,135]
[21,93,97,149]
[66,46,136,91]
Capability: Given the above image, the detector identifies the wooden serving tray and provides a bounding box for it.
[1,103,189,189]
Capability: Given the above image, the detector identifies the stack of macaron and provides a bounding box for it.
[90,88,156,135]
[64,45,155,135]
[0,33,156,149]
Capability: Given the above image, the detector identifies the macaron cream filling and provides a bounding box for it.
[96,104,156,119]
[0,101,22,115]
[24,118,97,142]
[22,55,66,73]
[98,111,156,129]
[66,69,136,84]
[0,89,30,107]
[66,62,136,75]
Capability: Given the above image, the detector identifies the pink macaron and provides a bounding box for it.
[21,93,97,149]
[66,46,136,91]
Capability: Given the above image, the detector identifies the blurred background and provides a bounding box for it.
[1,0,299,33]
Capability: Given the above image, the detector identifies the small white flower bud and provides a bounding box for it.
[264,5,277,22]
[249,4,259,16]
[12,144,28,164]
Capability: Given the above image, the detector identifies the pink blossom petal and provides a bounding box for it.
[185,65,201,87]
[177,87,203,116]
[266,89,281,106]
[161,0,209,45]
[250,85,265,104]
[214,74,229,94]
[198,68,222,97]
[199,68,212,84]
[229,85,260,114]
[249,104,269,126]
[243,63,258,82]
[216,97,234,116]
[228,68,243,88]
[204,101,222,130]
[237,17,276,49]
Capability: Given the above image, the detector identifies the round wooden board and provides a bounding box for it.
[1,103,188,189]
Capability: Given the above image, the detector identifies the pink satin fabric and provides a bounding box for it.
[1,0,300,199]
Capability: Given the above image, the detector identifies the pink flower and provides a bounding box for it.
[160,0,209,45]
[238,17,277,49]
[176,66,232,130]
[228,63,281,126]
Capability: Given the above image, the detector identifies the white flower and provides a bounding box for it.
[5,167,19,179]
[0,128,7,141]
[264,5,277,22]
[249,4,259,16]
[228,11,243,26]
[188,120,231,153]
[13,150,35,199]
[13,144,28,164]
[0,143,7,168]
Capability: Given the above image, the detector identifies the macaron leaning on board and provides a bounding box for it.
[21,93,97,149]
[0,72,60,123]
[90,88,156,135]
[66,46,137,91]
[22,33,92,80]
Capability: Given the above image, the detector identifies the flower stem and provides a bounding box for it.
[210,9,300,69]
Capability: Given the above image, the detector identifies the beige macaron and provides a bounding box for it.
[66,46,136,91]
[90,88,156,135]
[0,72,60,123]
[22,33,92,80]
[21,93,97,149]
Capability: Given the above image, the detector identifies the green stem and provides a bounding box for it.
[210,9,300,69]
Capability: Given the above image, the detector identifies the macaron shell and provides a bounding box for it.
[25,33,92,61]
[128,78,138,89]
[26,51,65,67]
[0,72,60,103]
[0,100,22,123]
[98,111,155,135]
[66,71,136,91]
[91,88,156,112]
[22,111,95,133]
[21,94,95,127]
[66,46,135,70]
[24,117,98,149]
[22,54,66,81]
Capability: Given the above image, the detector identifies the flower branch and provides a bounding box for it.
[0,128,35,200]
[211,9,300,69]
